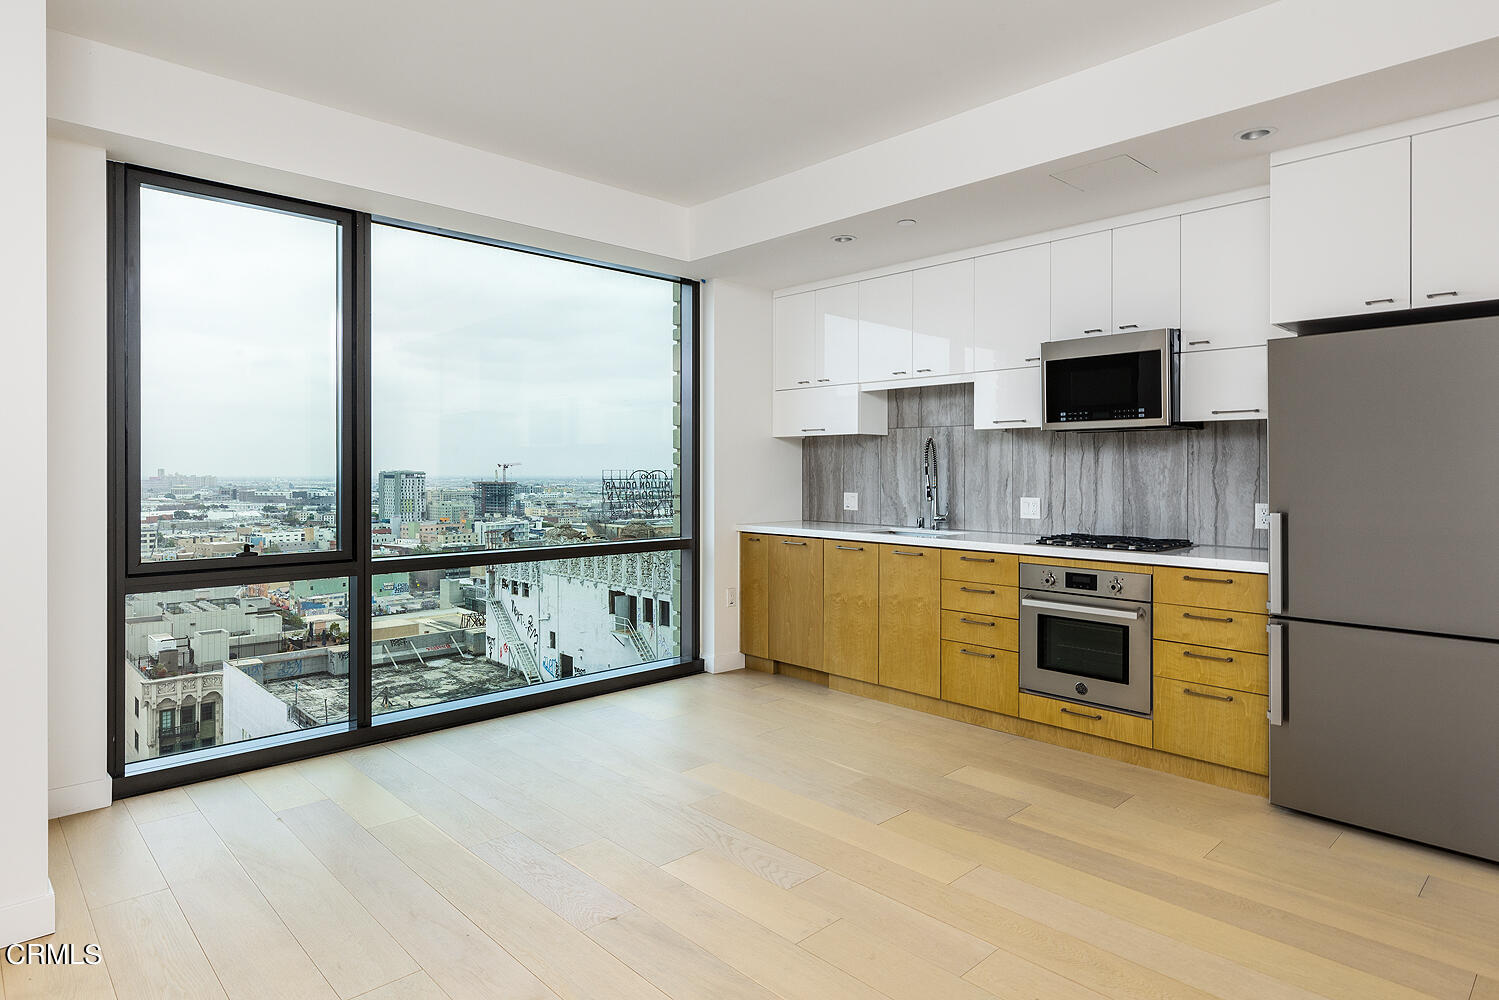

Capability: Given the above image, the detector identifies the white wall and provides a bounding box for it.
[47,137,111,819]
[1,0,56,947]
[700,280,802,672]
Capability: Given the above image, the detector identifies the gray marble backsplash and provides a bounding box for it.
[803,383,1268,548]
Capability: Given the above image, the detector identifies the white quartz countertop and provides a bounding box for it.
[738,521,1270,573]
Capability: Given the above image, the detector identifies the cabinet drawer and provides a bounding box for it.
[940,580,1018,617]
[940,610,1018,651]
[1154,677,1268,775]
[1018,693,1152,748]
[1153,568,1268,613]
[1154,603,1268,654]
[941,641,1018,716]
[1153,640,1267,695]
[940,550,1018,587]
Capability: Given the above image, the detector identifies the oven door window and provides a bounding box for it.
[1045,350,1162,424]
[1036,613,1129,685]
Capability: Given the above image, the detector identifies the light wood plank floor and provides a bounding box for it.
[11,670,1499,1000]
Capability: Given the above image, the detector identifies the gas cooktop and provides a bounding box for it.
[1033,532,1193,553]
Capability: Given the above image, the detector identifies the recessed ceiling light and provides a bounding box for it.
[896,218,917,227]
[831,234,857,243]
[1236,127,1277,142]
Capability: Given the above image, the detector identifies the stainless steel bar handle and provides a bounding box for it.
[1024,356,1040,362]
[800,427,827,433]
[1182,574,1233,584]
[1188,339,1212,346]
[1083,328,1103,334]
[781,539,807,546]
[1267,621,1285,726]
[992,418,1027,424]
[1118,324,1139,330]
[1021,597,1143,622]
[1212,408,1262,415]
[1267,512,1285,613]
[916,368,933,373]
[834,545,864,551]
[1182,649,1233,663]
[816,377,831,382]
[1183,687,1234,702]
[959,648,996,658]
[891,370,907,375]
[1061,707,1103,720]
[1426,290,1459,299]
[958,617,995,627]
[1183,612,1234,623]
[892,549,924,556]
[959,586,996,594]
[1364,297,1396,305]
[795,379,811,384]
[960,556,995,563]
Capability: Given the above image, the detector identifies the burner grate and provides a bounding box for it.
[1033,532,1193,553]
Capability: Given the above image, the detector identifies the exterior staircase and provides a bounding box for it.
[493,598,543,683]
[614,615,657,662]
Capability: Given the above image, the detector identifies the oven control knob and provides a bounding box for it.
[1041,571,1057,587]
[1109,576,1124,594]
[1075,682,1089,695]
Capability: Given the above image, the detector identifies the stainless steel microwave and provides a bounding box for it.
[1040,328,1179,431]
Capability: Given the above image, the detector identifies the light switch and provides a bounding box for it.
[843,492,859,512]
[1020,497,1042,519]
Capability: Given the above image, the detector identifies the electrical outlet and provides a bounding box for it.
[843,492,859,512]
[725,587,737,607]
[1020,497,1042,520]
[1255,503,1270,530]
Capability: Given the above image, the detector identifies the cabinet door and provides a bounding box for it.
[1049,231,1112,341]
[1154,676,1268,774]
[972,367,1042,430]
[815,283,861,385]
[1179,346,1267,422]
[1180,199,1282,352]
[768,536,822,669]
[1412,116,1499,308]
[772,291,816,389]
[1271,138,1411,323]
[878,545,940,697]
[771,385,888,438]
[974,244,1049,370]
[823,540,879,683]
[911,260,974,377]
[941,641,1019,715]
[739,533,769,659]
[1111,216,1180,333]
[858,272,914,381]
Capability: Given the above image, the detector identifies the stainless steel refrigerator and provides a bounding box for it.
[1266,317,1499,861]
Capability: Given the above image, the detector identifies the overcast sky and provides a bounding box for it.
[139,187,678,481]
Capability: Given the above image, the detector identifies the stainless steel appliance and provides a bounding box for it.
[1267,316,1499,862]
[1034,532,1192,554]
[1019,563,1153,716]
[1040,328,1180,431]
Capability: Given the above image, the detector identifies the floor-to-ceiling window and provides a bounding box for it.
[110,166,699,793]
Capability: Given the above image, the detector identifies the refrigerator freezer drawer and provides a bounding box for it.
[1269,620,1499,862]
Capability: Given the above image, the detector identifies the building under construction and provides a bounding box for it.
[602,469,676,521]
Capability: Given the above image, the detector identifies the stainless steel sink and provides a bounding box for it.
[873,528,963,538]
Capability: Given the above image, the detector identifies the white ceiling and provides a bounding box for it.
[45,0,1277,205]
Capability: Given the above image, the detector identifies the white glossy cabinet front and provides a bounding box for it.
[1412,115,1499,309]
[1050,231,1112,341]
[772,291,816,389]
[1180,199,1283,352]
[772,385,888,438]
[858,272,914,382]
[815,283,861,385]
[974,244,1049,370]
[1271,137,1411,323]
[973,368,1042,429]
[1179,347,1267,422]
[911,260,974,377]
[1110,216,1179,333]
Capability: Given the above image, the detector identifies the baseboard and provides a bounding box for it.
[704,651,745,674]
[0,882,55,948]
[49,776,112,819]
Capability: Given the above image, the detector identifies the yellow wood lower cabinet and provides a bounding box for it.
[1018,692,1153,748]
[822,540,878,683]
[939,549,1018,587]
[939,609,1018,651]
[738,534,769,660]
[877,545,941,698]
[1153,602,1269,654]
[1153,640,1268,695]
[768,536,823,670]
[939,580,1019,618]
[940,640,1018,716]
[1153,676,1269,775]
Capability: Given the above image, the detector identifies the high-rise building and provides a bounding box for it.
[378,470,427,522]
[472,479,517,519]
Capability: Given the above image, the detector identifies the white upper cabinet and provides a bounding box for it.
[772,384,888,438]
[1412,115,1499,308]
[1180,199,1283,352]
[772,291,816,389]
[973,367,1042,430]
[1049,231,1112,341]
[1271,137,1411,324]
[858,271,914,382]
[1111,216,1179,333]
[814,283,860,385]
[911,259,975,377]
[974,243,1050,370]
[1179,347,1268,422]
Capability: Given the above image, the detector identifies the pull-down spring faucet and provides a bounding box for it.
[919,437,948,530]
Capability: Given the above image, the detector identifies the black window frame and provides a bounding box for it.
[108,164,702,797]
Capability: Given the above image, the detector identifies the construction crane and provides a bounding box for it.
[495,462,522,481]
